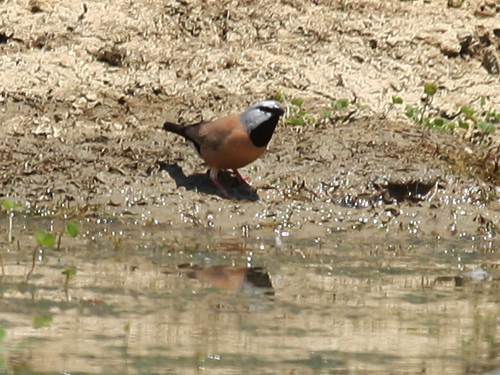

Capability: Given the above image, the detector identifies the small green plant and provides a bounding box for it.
[56,221,80,251]
[423,82,438,96]
[27,222,79,281]
[478,121,495,134]
[26,229,55,281]
[403,85,497,143]
[333,98,350,110]
[62,265,77,300]
[274,92,285,102]
[33,315,53,329]
[62,265,77,283]
[457,105,496,136]
[392,96,404,104]
[406,105,418,118]
[34,230,55,248]
[320,98,356,124]
[123,321,131,348]
[404,83,439,126]
[283,96,314,126]
[61,266,76,301]
[66,221,80,237]
[321,110,332,119]
[34,222,79,251]
[274,93,358,126]
[1,199,18,243]
[1,200,16,212]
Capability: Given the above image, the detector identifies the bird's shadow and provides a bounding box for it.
[159,162,260,201]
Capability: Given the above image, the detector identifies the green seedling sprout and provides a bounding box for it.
[321,110,332,119]
[319,98,356,124]
[123,322,131,349]
[486,110,500,121]
[406,105,418,119]
[285,97,312,126]
[33,315,53,329]
[401,87,497,144]
[423,83,438,96]
[404,83,446,129]
[62,265,77,301]
[1,199,17,243]
[34,230,55,248]
[461,106,476,119]
[66,221,80,237]
[287,117,306,126]
[458,105,496,140]
[56,221,80,251]
[26,229,55,281]
[333,98,350,110]
[274,92,285,102]
[419,82,439,124]
[478,121,495,134]
[275,94,358,125]
[392,96,404,104]
[62,265,77,283]
[431,118,446,128]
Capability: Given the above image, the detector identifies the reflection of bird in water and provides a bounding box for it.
[178,264,274,296]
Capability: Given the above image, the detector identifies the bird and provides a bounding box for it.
[163,100,284,198]
[178,264,274,295]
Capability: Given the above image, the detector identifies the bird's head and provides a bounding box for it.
[239,100,285,148]
[240,100,284,132]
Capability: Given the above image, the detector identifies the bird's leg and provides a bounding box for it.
[231,169,252,187]
[210,168,233,199]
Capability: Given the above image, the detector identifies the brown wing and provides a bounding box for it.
[183,115,239,152]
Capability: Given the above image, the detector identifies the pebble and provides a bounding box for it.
[85,93,98,101]
[439,30,461,57]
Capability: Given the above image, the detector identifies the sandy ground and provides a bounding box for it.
[1,0,500,239]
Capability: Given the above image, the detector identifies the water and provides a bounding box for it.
[1,218,499,375]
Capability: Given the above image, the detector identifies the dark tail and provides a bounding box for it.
[163,121,186,137]
[163,121,201,153]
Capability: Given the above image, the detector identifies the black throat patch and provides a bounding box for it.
[248,116,279,148]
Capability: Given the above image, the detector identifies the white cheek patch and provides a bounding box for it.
[241,111,272,132]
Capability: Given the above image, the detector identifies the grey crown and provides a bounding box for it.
[240,100,284,132]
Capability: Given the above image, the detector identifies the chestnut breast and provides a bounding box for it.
[186,114,267,170]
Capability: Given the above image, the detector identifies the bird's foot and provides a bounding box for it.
[217,187,234,199]
[210,174,235,199]
[230,169,252,188]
